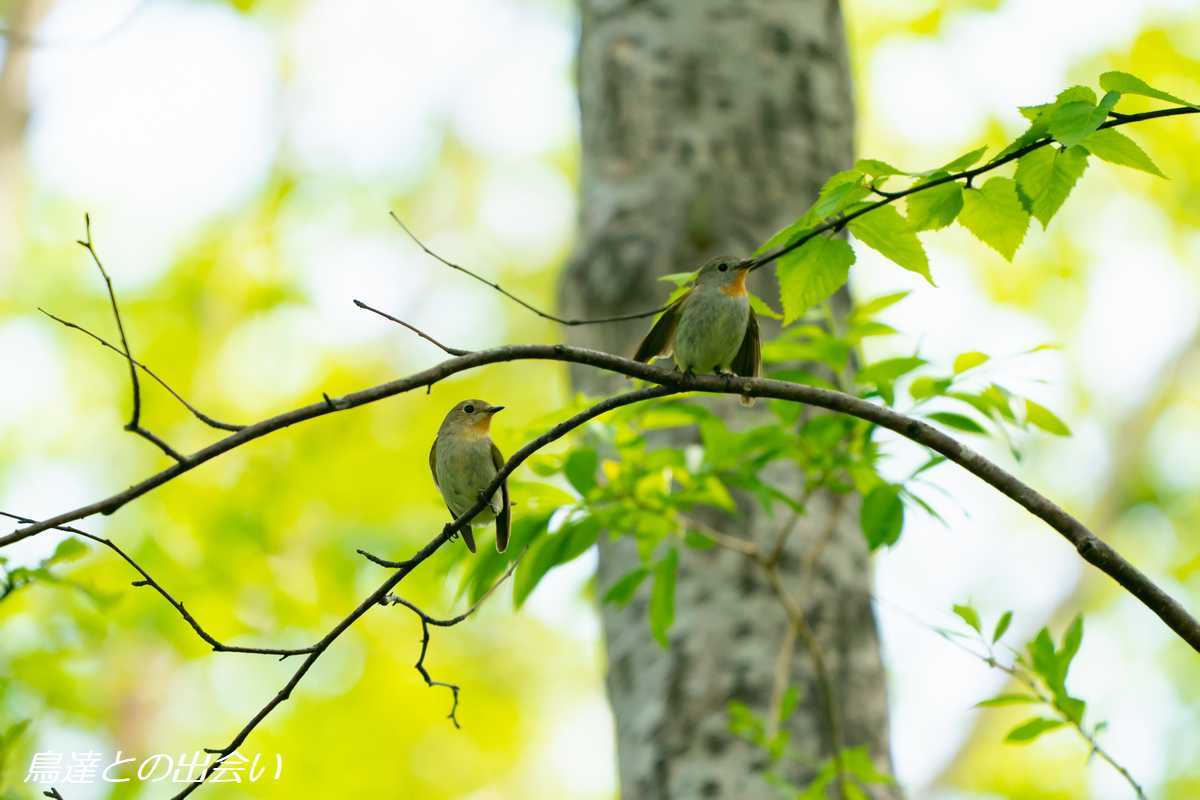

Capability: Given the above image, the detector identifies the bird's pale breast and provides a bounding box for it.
[435,435,501,523]
[673,286,749,373]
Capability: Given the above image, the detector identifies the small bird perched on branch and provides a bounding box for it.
[429,400,510,553]
[633,256,761,405]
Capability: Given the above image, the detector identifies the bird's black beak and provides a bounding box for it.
[486,405,505,415]
[735,259,754,272]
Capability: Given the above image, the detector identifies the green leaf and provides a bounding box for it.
[513,516,600,607]
[46,538,88,565]
[848,205,932,283]
[855,158,907,177]
[1059,614,1084,673]
[1082,128,1166,178]
[975,693,1040,707]
[859,356,926,385]
[813,170,870,218]
[602,568,649,607]
[777,685,801,722]
[564,449,599,496]
[910,375,951,399]
[958,177,1030,261]
[1099,70,1199,109]
[1005,717,1065,743]
[1046,92,1118,147]
[659,270,697,287]
[777,236,856,324]
[928,411,987,434]
[852,291,910,319]
[938,145,988,173]
[1015,145,1090,228]
[649,548,678,648]
[993,610,1013,643]
[861,484,904,550]
[906,179,963,232]
[952,603,982,634]
[1025,399,1071,436]
[748,292,783,321]
[953,351,989,374]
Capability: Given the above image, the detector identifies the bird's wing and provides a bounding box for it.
[633,291,689,363]
[430,435,476,553]
[428,436,440,487]
[731,307,761,378]
[490,442,511,553]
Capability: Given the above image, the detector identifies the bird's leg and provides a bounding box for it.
[715,367,737,391]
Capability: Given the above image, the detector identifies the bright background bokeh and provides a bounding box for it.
[1,0,1198,798]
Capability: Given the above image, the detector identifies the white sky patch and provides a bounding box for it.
[477,161,576,268]
[0,458,105,568]
[537,696,617,797]
[287,0,574,181]
[206,306,327,415]
[27,0,279,288]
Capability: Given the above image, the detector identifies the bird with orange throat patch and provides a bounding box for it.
[633,256,761,405]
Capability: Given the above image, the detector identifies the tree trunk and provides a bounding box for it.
[0,0,51,274]
[559,1,899,797]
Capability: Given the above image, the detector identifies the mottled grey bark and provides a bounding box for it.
[0,0,51,273]
[558,1,899,797]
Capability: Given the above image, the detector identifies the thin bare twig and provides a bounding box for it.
[389,211,668,325]
[38,308,245,432]
[0,511,314,658]
[76,215,184,462]
[352,298,469,356]
[381,558,520,726]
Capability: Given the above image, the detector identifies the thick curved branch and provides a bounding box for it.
[165,385,668,799]
[0,511,313,657]
[4,338,1198,653]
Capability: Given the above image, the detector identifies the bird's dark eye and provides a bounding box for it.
[463,404,475,414]
[717,263,728,272]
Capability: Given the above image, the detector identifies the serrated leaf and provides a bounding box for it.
[1099,70,1199,109]
[777,236,856,324]
[1005,717,1065,743]
[564,449,599,496]
[813,170,870,219]
[1015,145,1090,228]
[849,205,932,282]
[1025,399,1071,435]
[975,693,1040,707]
[602,568,649,607]
[928,411,987,434]
[1046,92,1118,147]
[649,548,678,648]
[906,179,963,231]
[958,177,1030,260]
[861,484,904,550]
[855,158,907,177]
[1082,128,1165,178]
[953,351,989,374]
[952,603,982,633]
[993,610,1013,643]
